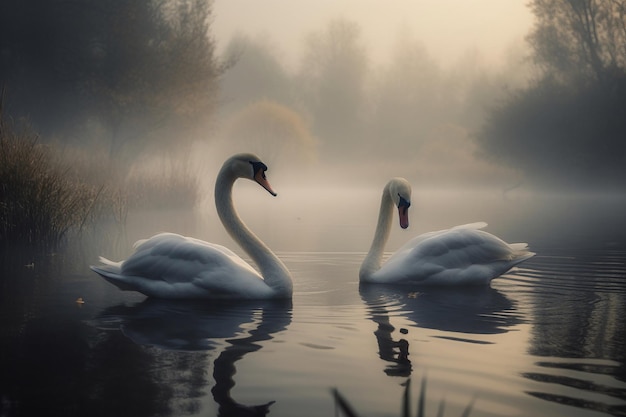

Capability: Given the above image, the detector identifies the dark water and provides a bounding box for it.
[1,189,626,417]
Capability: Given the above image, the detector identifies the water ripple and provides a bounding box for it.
[524,358,626,416]
[508,247,626,296]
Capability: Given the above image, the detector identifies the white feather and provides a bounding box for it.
[90,153,293,299]
[360,179,535,286]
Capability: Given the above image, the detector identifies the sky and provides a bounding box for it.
[211,0,535,68]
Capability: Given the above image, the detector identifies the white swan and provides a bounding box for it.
[359,178,535,285]
[90,153,293,299]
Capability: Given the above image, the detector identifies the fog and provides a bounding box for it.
[2,0,626,249]
[204,1,536,191]
[212,0,534,69]
[3,6,626,417]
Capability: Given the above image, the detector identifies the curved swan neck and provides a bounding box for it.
[214,166,292,296]
[360,183,394,280]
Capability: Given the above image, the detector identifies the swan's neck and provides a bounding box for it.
[360,184,394,280]
[214,168,292,297]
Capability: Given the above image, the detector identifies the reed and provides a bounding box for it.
[1,92,200,246]
[332,377,475,417]
[0,114,102,245]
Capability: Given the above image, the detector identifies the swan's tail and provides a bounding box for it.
[90,257,136,291]
[509,243,530,252]
[95,256,122,270]
[508,243,535,264]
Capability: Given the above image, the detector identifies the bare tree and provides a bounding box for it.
[297,18,369,149]
[529,0,626,83]
[477,0,626,189]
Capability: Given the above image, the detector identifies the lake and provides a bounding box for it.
[1,187,625,417]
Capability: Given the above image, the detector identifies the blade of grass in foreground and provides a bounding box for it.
[332,375,476,417]
[332,388,361,417]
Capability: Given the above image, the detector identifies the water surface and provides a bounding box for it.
[1,189,625,417]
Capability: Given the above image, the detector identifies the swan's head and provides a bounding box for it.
[388,178,411,229]
[228,153,277,196]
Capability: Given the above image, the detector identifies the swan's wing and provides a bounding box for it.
[391,222,488,257]
[451,222,488,230]
[381,228,518,283]
[94,233,279,298]
[122,233,260,285]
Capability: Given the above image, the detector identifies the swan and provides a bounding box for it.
[90,153,293,299]
[359,178,535,285]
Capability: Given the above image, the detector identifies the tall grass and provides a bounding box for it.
[0,112,102,245]
[1,92,200,246]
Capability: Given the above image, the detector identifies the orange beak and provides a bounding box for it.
[398,205,409,229]
[254,169,277,196]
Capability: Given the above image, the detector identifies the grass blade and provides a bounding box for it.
[459,396,476,417]
[416,375,426,417]
[436,397,446,417]
[332,388,361,417]
[402,378,411,417]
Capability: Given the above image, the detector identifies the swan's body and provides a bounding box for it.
[359,178,535,286]
[90,153,293,299]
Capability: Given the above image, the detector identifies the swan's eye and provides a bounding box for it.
[250,161,268,179]
[398,194,410,209]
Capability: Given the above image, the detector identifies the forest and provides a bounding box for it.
[1,0,625,244]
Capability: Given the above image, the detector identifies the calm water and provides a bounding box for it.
[1,189,626,417]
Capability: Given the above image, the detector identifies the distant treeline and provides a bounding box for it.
[1,0,625,190]
[477,0,626,190]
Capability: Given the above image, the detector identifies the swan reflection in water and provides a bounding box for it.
[359,284,522,375]
[97,299,292,416]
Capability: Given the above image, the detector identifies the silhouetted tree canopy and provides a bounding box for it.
[477,0,626,189]
[528,0,626,84]
[0,0,220,159]
[220,34,294,112]
[297,18,368,151]
[368,35,443,157]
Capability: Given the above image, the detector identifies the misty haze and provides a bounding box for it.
[1,1,626,416]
